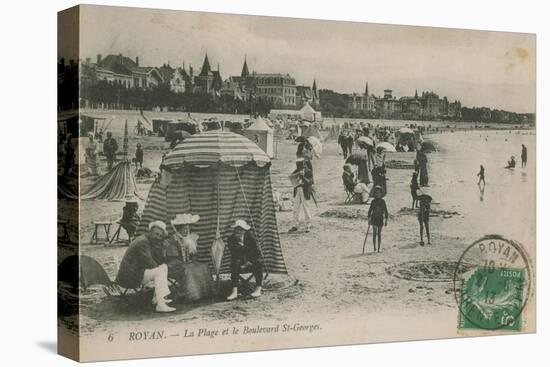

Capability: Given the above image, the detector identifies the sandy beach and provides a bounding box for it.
[59,113,535,339]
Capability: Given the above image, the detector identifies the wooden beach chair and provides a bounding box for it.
[344,188,361,205]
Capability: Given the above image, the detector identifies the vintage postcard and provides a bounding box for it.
[57,4,536,362]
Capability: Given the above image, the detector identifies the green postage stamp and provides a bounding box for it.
[458,267,525,330]
[454,235,532,331]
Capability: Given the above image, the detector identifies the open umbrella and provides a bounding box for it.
[164,131,271,169]
[307,136,323,158]
[399,127,415,135]
[376,142,397,152]
[358,136,374,146]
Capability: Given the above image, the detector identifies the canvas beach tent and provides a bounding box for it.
[244,116,274,158]
[300,102,322,122]
[137,131,288,276]
[82,121,140,201]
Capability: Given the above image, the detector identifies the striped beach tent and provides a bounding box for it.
[138,131,287,275]
[81,121,140,201]
[81,161,139,200]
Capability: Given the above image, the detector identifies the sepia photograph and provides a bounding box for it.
[56,3,536,362]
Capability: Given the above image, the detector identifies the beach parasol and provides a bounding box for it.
[376,142,397,152]
[399,127,415,135]
[358,136,374,146]
[163,131,271,169]
[307,136,323,158]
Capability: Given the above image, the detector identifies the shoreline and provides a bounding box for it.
[78,108,535,131]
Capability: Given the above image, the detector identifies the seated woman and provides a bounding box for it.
[342,164,370,203]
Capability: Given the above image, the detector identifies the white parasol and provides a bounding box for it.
[307,136,323,158]
[358,136,374,146]
[376,142,397,152]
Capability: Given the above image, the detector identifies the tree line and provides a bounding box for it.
[318,89,534,124]
[80,79,274,115]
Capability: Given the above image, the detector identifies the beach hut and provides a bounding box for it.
[137,131,288,276]
[245,116,274,158]
[300,102,322,122]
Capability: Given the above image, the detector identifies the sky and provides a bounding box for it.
[75,5,536,113]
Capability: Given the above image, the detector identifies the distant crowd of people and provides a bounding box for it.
[61,129,147,178]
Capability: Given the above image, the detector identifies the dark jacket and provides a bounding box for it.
[227,231,262,264]
[151,238,185,277]
[103,137,118,157]
[116,234,159,289]
[292,167,313,200]
[338,133,347,147]
[346,135,355,147]
[296,142,313,160]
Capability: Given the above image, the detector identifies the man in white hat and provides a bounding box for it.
[226,220,264,301]
[116,220,176,312]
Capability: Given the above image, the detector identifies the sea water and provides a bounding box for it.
[425,129,535,247]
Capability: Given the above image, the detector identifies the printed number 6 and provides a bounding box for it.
[108,334,114,342]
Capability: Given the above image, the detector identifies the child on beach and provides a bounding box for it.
[135,143,144,168]
[410,172,419,209]
[521,144,527,168]
[477,165,485,185]
[418,195,431,246]
[505,156,516,169]
[367,186,388,253]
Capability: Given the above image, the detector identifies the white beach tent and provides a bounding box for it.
[245,116,274,158]
[300,102,322,122]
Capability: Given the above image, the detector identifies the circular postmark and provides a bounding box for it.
[453,235,532,331]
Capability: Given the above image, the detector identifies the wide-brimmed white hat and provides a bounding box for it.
[171,213,200,226]
[231,219,251,231]
[148,220,167,235]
